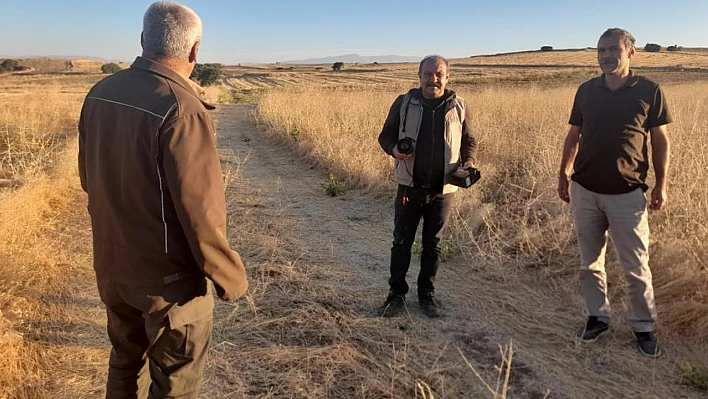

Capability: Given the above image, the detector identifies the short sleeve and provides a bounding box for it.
[648,86,672,127]
[568,86,584,126]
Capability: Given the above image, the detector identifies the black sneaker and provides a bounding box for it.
[635,331,662,358]
[576,316,609,342]
[418,292,440,318]
[380,291,405,317]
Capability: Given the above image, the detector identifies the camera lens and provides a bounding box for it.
[397,137,415,155]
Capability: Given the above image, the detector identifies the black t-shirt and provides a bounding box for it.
[413,96,448,190]
[569,72,672,194]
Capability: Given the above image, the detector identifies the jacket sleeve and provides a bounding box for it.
[378,95,404,156]
[460,103,478,164]
[160,112,248,301]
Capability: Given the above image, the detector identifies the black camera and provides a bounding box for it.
[448,166,481,188]
[396,137,415,155]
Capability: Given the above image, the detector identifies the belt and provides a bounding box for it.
[162,270,202,284]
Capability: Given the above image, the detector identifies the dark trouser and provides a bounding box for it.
[97,276,215,399]
[389,185,454,296]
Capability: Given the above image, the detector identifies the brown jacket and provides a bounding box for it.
[78,57,247,301]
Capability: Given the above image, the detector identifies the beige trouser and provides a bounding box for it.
[570,182,657,333]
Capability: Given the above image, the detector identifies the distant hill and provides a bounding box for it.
[469,48,594,58]
[281,54,421,65]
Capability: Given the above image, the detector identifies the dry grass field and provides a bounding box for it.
[256,81,708,331]
[6,58,122,74]
[253,50,708,397]
[0,70,105,398]
[222,48,708,92]
[1,49,708,398]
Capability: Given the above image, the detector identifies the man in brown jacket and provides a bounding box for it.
[78,2,248,397]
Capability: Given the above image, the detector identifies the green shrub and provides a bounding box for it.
[681,365,708,391]
[331,62,344,71]
[321,173,346,196]
[100,63,122,74]
[1,59,19,72]
[644,43,661,52]
[191,63,222,86]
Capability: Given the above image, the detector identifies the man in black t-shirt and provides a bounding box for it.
[377,55,478,318]
[558,28,671,358]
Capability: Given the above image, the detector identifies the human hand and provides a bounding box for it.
[393,147,413,161]
[648,186,667,211]
[558,176,570,203]
[462,160,476,169]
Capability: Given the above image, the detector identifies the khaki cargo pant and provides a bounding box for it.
[570,182,657,333]
[97,276,214,399]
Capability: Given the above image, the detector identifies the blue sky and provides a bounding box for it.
[1,0,706,64]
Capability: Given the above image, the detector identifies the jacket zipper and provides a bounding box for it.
[424,100,448,188]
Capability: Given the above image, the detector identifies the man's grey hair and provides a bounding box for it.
[142,2,203,60]
[418,55,449,75]
[600,28,636,49]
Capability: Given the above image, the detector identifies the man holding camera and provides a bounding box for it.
[377,55,478,318]
[558,28,671,357]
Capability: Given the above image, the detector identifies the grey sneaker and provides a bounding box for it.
[380,291,405,317]
[418,292,440,318]
[576,316,609,342]
[635,331,662,358]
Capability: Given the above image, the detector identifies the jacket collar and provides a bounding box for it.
[409,87,456,103]
[130,56,215,110]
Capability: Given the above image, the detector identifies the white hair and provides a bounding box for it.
[142,2,203,60]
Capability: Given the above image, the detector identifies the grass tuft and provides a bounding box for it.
[681,365,708,391]
[321,173,347,197]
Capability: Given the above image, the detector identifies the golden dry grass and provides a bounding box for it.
[0,72,104,399]
[2,51,708,398]
[0,141,99,399]
[0,73,99,186]
[254,72,708,399]
[255,80,708,340]
[257,87,398,190]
